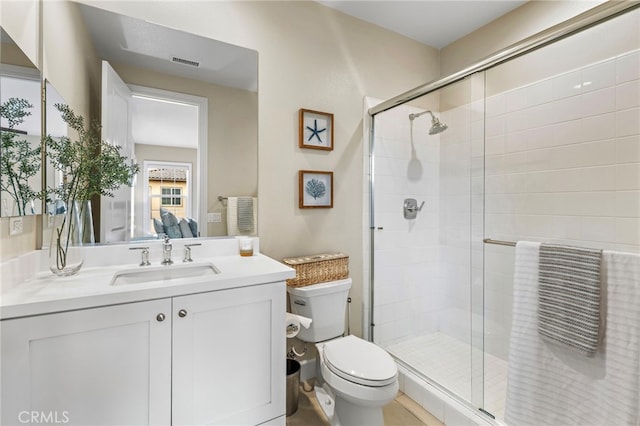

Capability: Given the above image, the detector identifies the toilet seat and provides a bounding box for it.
[323,335,397,387]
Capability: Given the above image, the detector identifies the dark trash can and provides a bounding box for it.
[286,359,301,416]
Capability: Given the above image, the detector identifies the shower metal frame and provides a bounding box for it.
[366,0,640,419]
[368,1,638,118]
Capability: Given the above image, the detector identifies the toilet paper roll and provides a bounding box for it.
[285,313,312,339]
[286,312,312,329]
[286,317,301,339]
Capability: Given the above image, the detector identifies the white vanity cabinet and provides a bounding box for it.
[1,281,286,426]
[172,282,286,425]
[1,299,173,426]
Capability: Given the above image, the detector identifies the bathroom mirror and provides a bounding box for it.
[0,26,42,218]
[42,1,258,243]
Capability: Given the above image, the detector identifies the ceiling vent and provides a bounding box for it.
[171,56,200,68]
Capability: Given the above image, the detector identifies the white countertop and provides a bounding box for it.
[1,239,295,320]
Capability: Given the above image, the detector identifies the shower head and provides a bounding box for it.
[409,110,448,135]
[428,117,448,135]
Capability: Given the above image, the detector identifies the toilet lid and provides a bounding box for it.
[323,335,397,387]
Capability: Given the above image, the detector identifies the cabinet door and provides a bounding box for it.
[172,282,286,425]
[1,299,172,426]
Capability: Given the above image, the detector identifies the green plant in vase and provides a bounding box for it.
[46,103,139,275]
[0,97,41,216]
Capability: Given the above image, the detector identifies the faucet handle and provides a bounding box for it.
[183,243,202,262]
[129,246,151,266]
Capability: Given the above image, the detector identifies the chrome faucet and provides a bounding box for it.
[129,246,151,266]
[183,243,201,262]
[161,236,173,265]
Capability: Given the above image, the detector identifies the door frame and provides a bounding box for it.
[128,84,208,237]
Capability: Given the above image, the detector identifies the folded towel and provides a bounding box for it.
[538,243,602,355]
[226,197,257,236]
[237,197,254,232]
[505,242,640,426]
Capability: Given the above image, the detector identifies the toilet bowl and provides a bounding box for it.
[287,279,399,425]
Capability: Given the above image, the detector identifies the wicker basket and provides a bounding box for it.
[282,253,349,287]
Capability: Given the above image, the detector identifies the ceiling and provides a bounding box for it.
[318,0,528,49]
[78,3,258,92]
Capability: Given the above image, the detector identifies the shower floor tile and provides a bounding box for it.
[385,332,508,421]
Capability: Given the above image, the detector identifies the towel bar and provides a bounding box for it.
[483,238,516,247]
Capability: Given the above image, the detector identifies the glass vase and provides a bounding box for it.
[49,200,84,276]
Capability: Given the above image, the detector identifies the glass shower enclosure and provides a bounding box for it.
[368,72,492,416]
[367,2,640,423]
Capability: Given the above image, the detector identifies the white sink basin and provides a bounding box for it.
[111,262,219,286]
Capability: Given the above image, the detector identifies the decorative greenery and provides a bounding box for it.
[305,178,326,200]
[0,97,41,216]
[46,103,139,205]
[46,103,139,272]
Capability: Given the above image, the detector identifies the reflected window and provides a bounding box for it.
[161,187,183,207]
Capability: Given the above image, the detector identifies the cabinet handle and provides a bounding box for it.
[156,313,166,322]
[178,309,188,318]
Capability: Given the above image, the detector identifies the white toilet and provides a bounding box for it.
[287,278,398,426]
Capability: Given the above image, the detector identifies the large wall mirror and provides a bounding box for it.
[0,26,42,218]
[42,1,258,246]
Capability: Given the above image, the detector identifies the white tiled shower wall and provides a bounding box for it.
[483,49,640,252]
[371,103,442,346]
[478,48,640,359]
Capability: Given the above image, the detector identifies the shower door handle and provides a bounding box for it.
[403,198,425,219]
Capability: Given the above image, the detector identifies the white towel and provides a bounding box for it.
[505,242,640,426]
[226,197,257,236]
[226,197,239,236]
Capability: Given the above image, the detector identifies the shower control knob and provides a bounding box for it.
[403,198,425,220]
[178,309,188,318]
[156,313,165,322]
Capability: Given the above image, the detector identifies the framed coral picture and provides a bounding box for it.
[299,108,333,151]
[299,170,333,208]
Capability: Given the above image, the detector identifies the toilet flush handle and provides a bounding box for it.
[294,300,306,306]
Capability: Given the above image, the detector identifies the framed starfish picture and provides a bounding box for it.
[299,108,334,151]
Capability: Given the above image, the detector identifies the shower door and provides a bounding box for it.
[369,72,487,414]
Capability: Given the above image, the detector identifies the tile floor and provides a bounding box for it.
[386,332,508,420]
[286,380,444,426]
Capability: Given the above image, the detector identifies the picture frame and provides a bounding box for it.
[299,170,333,208]
[299,108,334,151]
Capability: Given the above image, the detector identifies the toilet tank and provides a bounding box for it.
[287,278,352,343]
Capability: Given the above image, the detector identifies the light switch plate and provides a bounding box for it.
[207,212,222,223]
[9,217,24,236]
